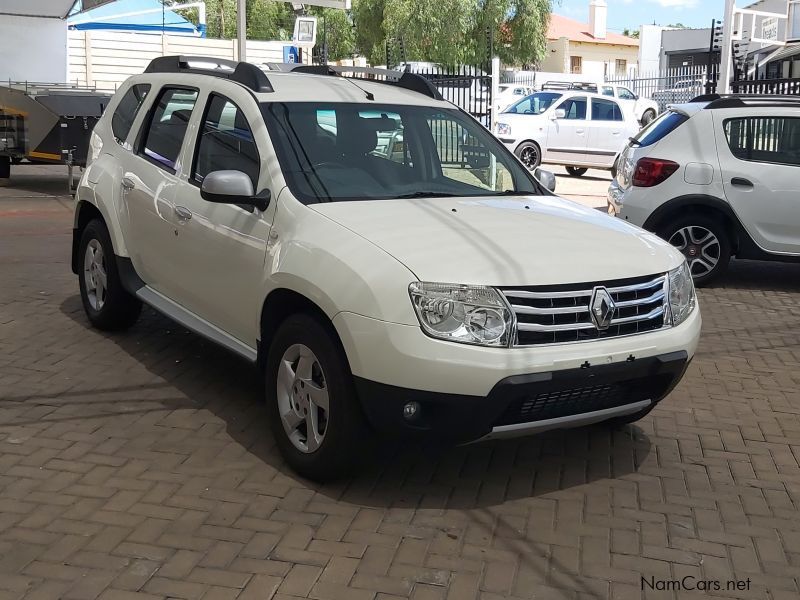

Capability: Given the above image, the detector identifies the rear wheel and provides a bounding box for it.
[658,215,731,285]
[641,109,657,126]
[266,314,371,481]
[566,166,588,177]
[514,141,541,170]
[78,219,142,330]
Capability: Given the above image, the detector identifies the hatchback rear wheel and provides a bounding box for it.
[659,215,731,285]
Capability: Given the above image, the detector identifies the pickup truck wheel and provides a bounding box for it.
[566,166,588,177]
[266,314,370,481]
[641,109,656,126]
[78,219,142,331]
[658,215,731,286]
[514,142,541,170]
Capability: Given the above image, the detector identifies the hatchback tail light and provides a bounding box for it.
[632,158,679,187]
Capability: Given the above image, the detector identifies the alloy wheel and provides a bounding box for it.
[668,225,721,278]
[276,343,329,453]
[83,239,108,310]
[519,146,539,169]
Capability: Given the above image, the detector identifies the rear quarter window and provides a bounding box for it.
[111,84,151,144]
[632,111,688,147]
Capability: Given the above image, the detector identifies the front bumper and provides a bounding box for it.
[353,350,690,442]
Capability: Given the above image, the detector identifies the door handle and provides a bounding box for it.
[174,206,193,221]
[121,176,135,190]
[576,129,585,135]
[731,177,753,188]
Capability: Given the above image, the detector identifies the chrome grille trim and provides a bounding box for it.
[501,274,669,346]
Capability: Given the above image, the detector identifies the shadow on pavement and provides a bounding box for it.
[59,293,653,511]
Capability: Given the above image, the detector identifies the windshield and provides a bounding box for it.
[261,102,540,203]
[503,92,562,115]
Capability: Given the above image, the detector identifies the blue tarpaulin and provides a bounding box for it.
[68,0,202,36]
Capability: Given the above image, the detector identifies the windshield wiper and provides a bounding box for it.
[395,191,459,199]
[492,190,532,196]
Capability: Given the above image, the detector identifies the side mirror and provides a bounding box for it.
[534,168,556,192]
[552,108,566,120]
[200,170,270,211]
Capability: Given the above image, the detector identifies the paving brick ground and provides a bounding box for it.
[2,166,800,600]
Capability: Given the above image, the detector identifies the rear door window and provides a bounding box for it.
[112,84,150,145]
[631,111,689,147]
[139,88,198,172]
[723,117,800,166]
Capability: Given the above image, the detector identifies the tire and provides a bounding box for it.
[265,313,371,481]
[514,141,541,170]
[0,156,9,179]
[78,219,142,330]
[641,109,656,126]
[657,214,731,286]
[566,166,588,177]
[606,402,657,427]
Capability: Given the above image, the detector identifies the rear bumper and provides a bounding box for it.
[354,350,689,443]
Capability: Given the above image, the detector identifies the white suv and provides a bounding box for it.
[609,95,800,284]
[73,56,701,480]
[496,91,640,176]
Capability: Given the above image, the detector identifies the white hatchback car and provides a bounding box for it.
[496,91,641,176]
[609,94,800,284]
[73,57,701,480]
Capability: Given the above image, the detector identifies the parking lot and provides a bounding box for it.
[2,166,800,600]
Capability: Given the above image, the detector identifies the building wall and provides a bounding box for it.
[0,16,69,83]
[67,30,310,91]
[568,41,638,79]
[541,38,637,79]
[638,25,668,73]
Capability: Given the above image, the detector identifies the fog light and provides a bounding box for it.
[403,401,420,420]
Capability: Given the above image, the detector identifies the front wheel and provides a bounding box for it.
[658,215,731,286]
[514,141,541,170]
[266,314,371,481]
[78,219,142,330]
[566,166,588,177]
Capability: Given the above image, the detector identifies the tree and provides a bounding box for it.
[311,7,356,62]
[352,0,553,66]
[622,28,640,39]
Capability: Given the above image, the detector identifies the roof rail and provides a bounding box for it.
[689,92,800,109]
[264,63,443,100]
[144,56,274,93]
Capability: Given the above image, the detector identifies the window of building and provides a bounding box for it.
[193,94,260,189]
[111,84,150,145]
[724,117,800,166]
[570,56,582,74]
[140,88,198,171]
[790,1,800,41]
[615,59,627,76]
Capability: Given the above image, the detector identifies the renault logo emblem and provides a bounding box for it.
[590,287,615,331]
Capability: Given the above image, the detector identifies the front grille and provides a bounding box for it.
[501,273,669,346]
[495,375,673,427]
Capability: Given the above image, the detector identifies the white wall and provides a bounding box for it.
[0,16,69,82]
[68,30,311,91]
[570,42,639,79]
[638,25,666,73]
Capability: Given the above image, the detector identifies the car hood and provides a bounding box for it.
[310,195,684,286]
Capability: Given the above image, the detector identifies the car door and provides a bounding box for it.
[123,86,198,291]
[716,111,800,255]
[545,95,588,164]
[586,97,626,168]
[168,90,275,345]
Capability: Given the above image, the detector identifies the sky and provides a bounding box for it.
[553,0,723,33]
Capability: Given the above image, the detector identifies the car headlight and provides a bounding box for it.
[496,122,511,136]
[409,282,513,347]
[667,261,696,327]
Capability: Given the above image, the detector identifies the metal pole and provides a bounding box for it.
[706,19,716,94]
[719,0,735,94]
[237,0,247,62]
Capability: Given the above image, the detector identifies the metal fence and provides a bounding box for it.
[605,65,712,112]
[730,77,800,95]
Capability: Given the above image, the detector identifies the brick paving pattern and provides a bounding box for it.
[1,166,800,599]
